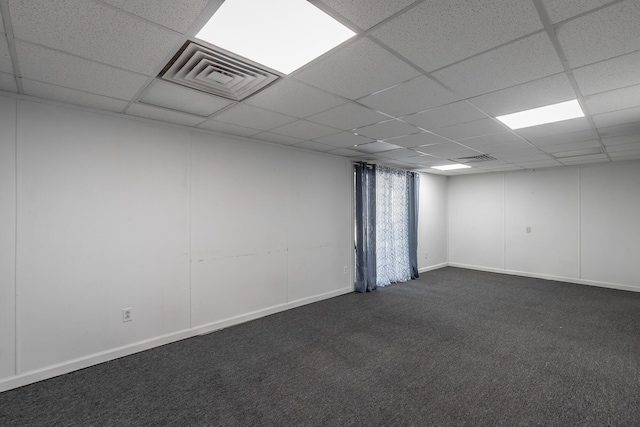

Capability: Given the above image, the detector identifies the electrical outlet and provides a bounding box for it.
[343,266,348,275]
[122,308,133,323]
[424,252,428,259]
[526,226,531,233]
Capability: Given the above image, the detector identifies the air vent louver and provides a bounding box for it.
[450,154,497,163]
[160,42,279,101]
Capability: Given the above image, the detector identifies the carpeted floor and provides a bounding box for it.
[1,267,640,426]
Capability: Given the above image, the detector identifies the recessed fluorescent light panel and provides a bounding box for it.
[196,0,356,75]
[432,164,471,171]
[496,100,584,130]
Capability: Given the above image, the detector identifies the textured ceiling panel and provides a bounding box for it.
[318,0,416,30]
[245,78,345,118]
[270,120,340,141]
[540,0,617,24]
[22,79,128,113]
[0,36,13,74]
[307,102,388,130]
[573,51,640,96]
[9,0,183,75]
[211,104,294,131]
[99,0,210,33]
[16,41,149,100]
[313,132,375,148]
[371,0,541,71]
[557,0,640,68]
[358,76,460,117]
[469,73,575,116]
[127,103,206,126]
[403,101,486,130]
[353,119,421,140]
[584,84,640,115]
[293,37,420,100]
[433,33,564,99]
[140,79,233,117]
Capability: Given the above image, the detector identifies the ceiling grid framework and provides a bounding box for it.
[0,0,638,175]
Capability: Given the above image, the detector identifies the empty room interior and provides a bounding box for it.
[1,0,640,424]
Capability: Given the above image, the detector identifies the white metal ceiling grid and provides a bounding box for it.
[0,0,638,175]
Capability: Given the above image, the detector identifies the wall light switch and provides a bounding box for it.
[526,227,531,233]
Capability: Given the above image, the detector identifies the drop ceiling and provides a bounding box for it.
[1,0,639,175]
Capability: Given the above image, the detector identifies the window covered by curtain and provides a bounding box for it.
[354,162,419,292]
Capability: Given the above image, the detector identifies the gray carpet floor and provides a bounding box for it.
[1,267,640,426]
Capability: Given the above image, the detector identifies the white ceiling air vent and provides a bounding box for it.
[450,154,498,163]
[160,42,280,101]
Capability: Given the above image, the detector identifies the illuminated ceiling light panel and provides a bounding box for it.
[495,99,585,130]
[432,164,471,171]
[195,0,356,75]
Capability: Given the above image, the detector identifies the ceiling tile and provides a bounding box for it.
[370,0,541,71]
[415,142,480,158]
[211,104,295,131]
[610,152,640,161]
[252,132,303,146]
[196,120,261,137]
[292,141,335,152]
[539,139,602,153]
[605,142,640,153]
[271,120,340,140]
[573,51,640,96]
[385,132,450,148]
[552,147,604,158]
[559,153,609,165]
[540,0,617,24]
[592,106,640,129]
[354,119,420,140]
[319,0,416,30]
[10,0,184,76]
[354,141,403,154]
[469,73,575,116]
[140,79,233,117]
[314,132,375,148]
[432,118,507,141]
[306,102,388,130]
[433,32,564,98]
[22,79,128,112]
[598,122,640,139]
[0,72,18,93]
[403,101,486,130]
[470,140,533,153]
[584,84,640,115]
[0,36,13,74]
[16,41,149,100]
[557,0,640,68]
[513,159,563,168]
[358,76,460,117]
[126,103,205,126]
[293,37,420,100]
[99,0,209,33]
[377,148,426,160]
[326,147,364,157]
[492,148,551,162]
[602,134,640,146]
[514,117,592,139]
[245,79,345,118]
[527,129,598,146]
[456,132,525,148]
[0,7,4,32]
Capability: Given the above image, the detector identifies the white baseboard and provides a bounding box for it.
[0,286,353,393]
[448,263,640,293]
[418,263,448,273]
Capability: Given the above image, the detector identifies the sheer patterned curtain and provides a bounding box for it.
[354,163,419,292]
[376,166,411,286]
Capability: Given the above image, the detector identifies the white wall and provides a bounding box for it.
[449,173,505,269]
[0,96,16,379]
[449,161,640,291]
[0,95,353,391]
[417,172,448,270]
[581,162,640,287]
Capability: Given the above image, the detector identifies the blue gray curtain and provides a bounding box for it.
[354,162,377,293]
[408,172,420,279]
[354,162,419,292]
